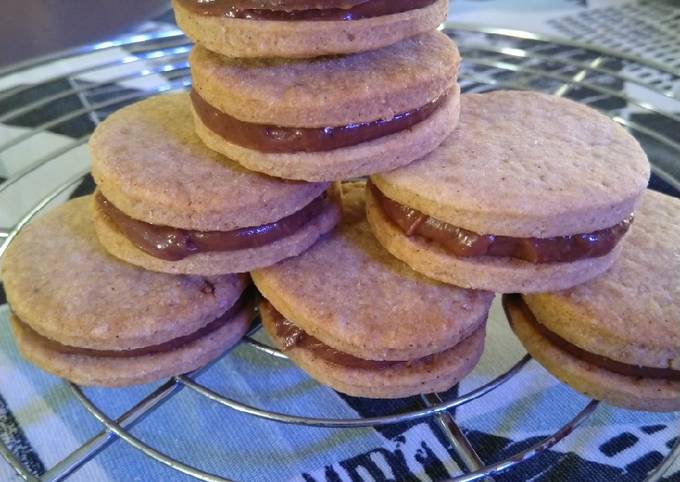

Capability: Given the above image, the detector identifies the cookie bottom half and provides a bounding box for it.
[93,187,342,275]
[11,305,252,387]
[260,300,485,399]
[173,0,448,59]
[193,90,459,182]
[366,186,620,293]
[504,296,680,412]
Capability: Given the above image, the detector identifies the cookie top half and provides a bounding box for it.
[2,197,249,351]
[524,190,679,370]
[90,93,328,231]
[252,183,494,361]
[190,31,459,127]
[372,91,650,238]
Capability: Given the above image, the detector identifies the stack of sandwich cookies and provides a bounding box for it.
[2,197,253,387]
[172,0,448,59]
[504,190,680,412]
[190,31,460,181]
[6,0,479,395]
[254,183,494,398]
[91,93,342,275]
[368,91,650,293]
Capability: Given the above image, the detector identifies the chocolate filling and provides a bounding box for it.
[503,294,680,381]
[176,0,438,21]
[265,301,436,369]
[370,182,632,264]
[96,191,328,261]
[191,89,447,154]
[16,289,252,358]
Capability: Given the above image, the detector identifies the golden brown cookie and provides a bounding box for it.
[369,91,650,292]
[253,182,493,398]
[189,32,460,181]
[90,93,341,274]
[173,0,448,59]
[505,190,680,411]
[2,197,254,387]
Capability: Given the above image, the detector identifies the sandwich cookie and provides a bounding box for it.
[172,0,448,59]
[504,190,680,411]
[368,91,650,293]
[91,93,341,275]
[253,183,494,398]
[189,31,460,181]
[2,197,253,387]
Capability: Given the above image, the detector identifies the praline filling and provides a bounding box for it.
[503,295,680,381]
[96,191,328,261]
[14,290,251,358]
[190,89,448,154]
[370,182,632,264]
[264,301,437,369]
[176,0,438,21]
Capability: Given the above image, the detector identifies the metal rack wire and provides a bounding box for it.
[0,22,678,482]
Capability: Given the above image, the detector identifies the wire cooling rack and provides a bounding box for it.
[0,21,679,482]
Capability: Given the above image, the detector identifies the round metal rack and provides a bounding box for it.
[0,21,678,482]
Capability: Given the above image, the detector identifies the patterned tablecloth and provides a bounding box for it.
[0,1,678,481]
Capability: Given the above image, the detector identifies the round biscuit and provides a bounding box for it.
[524,190,680,370]
[1,197,249,351]
[90,93,328,231]
[252,182,494,361]
[372,91,650,237]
